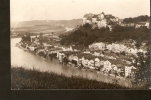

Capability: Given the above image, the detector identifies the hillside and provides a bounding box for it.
[11,19,82,35]
[60,23,150,47]
[11,19,82,28]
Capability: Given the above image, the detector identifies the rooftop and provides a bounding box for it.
[92,15,99,18]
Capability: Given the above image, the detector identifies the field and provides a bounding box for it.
[11,67,128,89]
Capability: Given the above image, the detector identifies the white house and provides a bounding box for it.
[83,17,87,24]
[89,42,106,51]
[86,19,92,24]
[135,22,146,28]
[94,58,100,67]
[125,66,136,77]
[145,22,150,29]
[103,60,112,71]
[129,48,138,55]
[93,52,100,57]
[81,58,89,67]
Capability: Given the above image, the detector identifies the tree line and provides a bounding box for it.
[123,15,150,23]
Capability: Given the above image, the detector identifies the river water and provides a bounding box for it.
[11,38,100,79]
[11,38,132,88]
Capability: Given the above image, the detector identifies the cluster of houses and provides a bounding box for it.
[53,48,138,78]
[89,41,147,55]
[120,20,150,29]
[82,12,150,30]
[17,35,144,79]
[88,41,149,78]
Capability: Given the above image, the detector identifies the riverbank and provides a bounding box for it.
[11,38,150,89]
[11,67,128,89]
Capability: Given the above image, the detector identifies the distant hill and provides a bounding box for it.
[11,19,83,29]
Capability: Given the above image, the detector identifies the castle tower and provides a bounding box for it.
[100,12,105,19]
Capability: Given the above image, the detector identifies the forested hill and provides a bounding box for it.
[60,23,150,47]
[123,15,150,23]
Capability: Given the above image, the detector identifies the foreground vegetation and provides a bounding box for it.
[11,67,128,89]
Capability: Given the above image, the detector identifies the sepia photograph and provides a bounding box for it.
[10,0,150,89]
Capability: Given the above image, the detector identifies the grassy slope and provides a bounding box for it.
[11,67,128,89]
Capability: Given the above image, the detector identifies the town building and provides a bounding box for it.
[135,22,147,28]
[134,21,150,29]
[125,66,136,78]
[103,60,112,71]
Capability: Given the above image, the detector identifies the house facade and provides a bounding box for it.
[134,21,150,29]
[125,66,136,78]
[103,60,112,71]
[135,22,146,28]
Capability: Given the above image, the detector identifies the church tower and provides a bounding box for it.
[100,12,105,19]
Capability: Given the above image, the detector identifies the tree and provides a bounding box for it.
[39,33,44,43]
[134,50,150,88]
[26,33,31,42]
[123,15,150,23]
[83,23,91,28]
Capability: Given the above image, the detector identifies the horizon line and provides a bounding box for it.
[11,14,150,23]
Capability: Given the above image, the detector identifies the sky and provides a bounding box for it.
[11,0,150,22]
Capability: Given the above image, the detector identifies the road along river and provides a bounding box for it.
[11,38,132,88]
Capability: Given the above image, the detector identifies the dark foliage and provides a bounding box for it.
[134,51,150,84]
[123,15,150,23]
[21,33,31,42]
[60,24,150,47]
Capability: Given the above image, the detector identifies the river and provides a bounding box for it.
[11,38,132,88]
[11,38,101,79]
